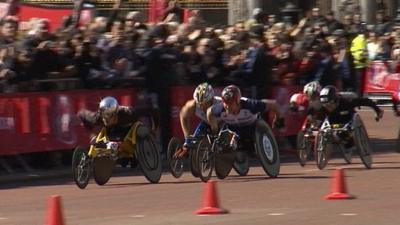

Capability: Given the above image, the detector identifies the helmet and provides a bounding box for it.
[99,96,119,117]
[193,83,214,104]
[319,85,338,103]
[289,93,309,111]
[221,85,242,104]
[303,81,321,98]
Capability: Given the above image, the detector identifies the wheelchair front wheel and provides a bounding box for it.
[314,132,331,170]
[353,115,372,169]
[93,156,114,185]
[233,151,249,176]
[337,144,353,164]
[296,131,312,167]
[72,147,91,189]
[196,138,214,182]
[167,137,184,178]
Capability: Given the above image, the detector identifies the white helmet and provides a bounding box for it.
[99,96,118,114]
[303,81,321,98]
[193,83,214,104]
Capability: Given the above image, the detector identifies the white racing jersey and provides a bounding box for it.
[211,97,268,127]
[195,96,222,122]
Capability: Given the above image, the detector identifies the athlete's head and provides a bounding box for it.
[99,96,119,126]
[193,82,215,110]
[319,85,338,112]
[289,93,309,112]
[221,85,241,114]
[303,81,321,100]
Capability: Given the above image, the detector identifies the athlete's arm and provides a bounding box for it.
[351,98,383,120]
[179,99,196,139]
[261,99,281,118]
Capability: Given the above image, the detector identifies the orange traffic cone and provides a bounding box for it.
[324,168,355,200]
[194,180,229,215]
[44,195,65,225]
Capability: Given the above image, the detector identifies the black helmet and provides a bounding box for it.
[319,85,338,103]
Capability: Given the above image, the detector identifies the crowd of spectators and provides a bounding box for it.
[0,0,399,97]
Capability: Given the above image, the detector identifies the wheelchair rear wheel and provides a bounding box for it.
[353,114,372,169]
[167,137,184,178]
[196,138,214,182]
[136,126,162,183]
[72,147,91,189]
[255,120,280,177]
[93,157,114,185]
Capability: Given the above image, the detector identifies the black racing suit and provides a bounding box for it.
[78,106,140,141]
[321,97,380,124]
[320,97,381,148]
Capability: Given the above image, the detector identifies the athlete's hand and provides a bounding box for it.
[173,144,188,159]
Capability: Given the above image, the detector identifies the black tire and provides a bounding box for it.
[233,151,249,176]
[296,131,312,167]
[353,114,373,169]
[93,157,114,185]
[189,143,200,178]
[72,147,91,189]
[314,132,331,170]
[196,138,214,182]
[167,137,184,178]
[214,144,235,180]
[338,144,352,164]
[136,129,162,183]
[254,120,280,178]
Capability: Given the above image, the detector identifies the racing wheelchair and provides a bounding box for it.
[72,122,162,189]
[167,126,251,180]
[194,118,281,182]
[296,118,353,167]
[167,134,211,179]
[314,113,372,170]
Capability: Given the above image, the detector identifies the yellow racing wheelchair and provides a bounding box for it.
[72,121,162,189]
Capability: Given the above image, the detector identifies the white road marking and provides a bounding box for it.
[268,213,285,216]
[0,217,8,220]
[129,215,145,218]
[340,213,357,216]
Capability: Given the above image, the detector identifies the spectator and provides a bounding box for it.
[163,0,184,24]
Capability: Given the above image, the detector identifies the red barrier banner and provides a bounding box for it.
[18,4,93,31]
[0,89,137,155]
[0,85,305,155]
[268,85,305,137]
[364,61,400,95]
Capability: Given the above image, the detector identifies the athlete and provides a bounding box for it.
[207,85,283,142]
[173,83,221,158]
